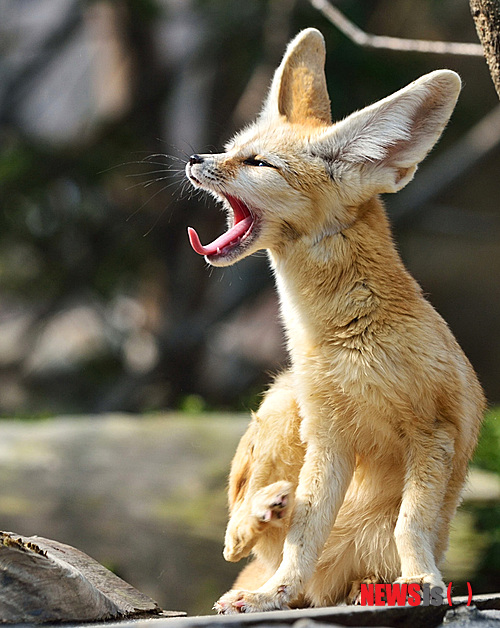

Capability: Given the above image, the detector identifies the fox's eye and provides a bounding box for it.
[243,156,276,168]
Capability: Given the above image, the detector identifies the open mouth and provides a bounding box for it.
[187,195,257,260]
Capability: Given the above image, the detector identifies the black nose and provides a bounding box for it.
[189,154,204,165]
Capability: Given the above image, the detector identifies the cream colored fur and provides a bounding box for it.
[185,28,485,613]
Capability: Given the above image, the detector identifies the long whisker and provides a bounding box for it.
[99,160,176,174]
[144,152,185,162]
[153,139,194,160]
[120,145,189,225]
[142,204,170,237]
[125,168,179,178]
[126,176,184,193]
[100,148,187,175]
[126,181,180,222]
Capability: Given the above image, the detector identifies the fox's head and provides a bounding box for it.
[186,28,461,267]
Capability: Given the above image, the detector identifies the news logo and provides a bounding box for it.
[359,582,473,606]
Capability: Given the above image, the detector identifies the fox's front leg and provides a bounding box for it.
[394,427,454,590]
[216,436,355,613]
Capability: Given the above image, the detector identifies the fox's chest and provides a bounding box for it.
[292,341,408,453]
[296,388,405,464]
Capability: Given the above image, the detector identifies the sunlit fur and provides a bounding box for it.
[187,29,486,613]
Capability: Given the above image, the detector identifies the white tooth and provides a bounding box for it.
[217,247,221,254]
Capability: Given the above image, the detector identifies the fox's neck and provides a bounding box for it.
[268,197,419,357]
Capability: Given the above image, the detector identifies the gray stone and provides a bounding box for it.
[441,604,500,626]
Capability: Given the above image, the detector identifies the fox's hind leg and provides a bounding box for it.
[224,481,295,562]
[251,481,294,525]
[223,370,304,564]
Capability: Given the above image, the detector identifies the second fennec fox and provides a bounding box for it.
[185,28,485,613]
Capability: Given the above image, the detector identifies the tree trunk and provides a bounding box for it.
[470,0,500,99]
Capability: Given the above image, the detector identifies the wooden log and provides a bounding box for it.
[0,531,185,624]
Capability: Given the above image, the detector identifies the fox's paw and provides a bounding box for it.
[348,576,379,605]
[251,481,294,526]
[223,518,261,562]
[223,481,294,562]
[214,586,290,614]
[394,573,446,591]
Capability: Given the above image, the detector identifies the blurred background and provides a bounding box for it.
[0,0,499,616]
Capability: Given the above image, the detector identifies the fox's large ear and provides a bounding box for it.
[315,70,461,193]
[260,28,332,126]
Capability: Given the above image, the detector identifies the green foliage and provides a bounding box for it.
[179,394,207,415]
[448,406,500,594]
[471,502,500,593]
[473,406,500,475]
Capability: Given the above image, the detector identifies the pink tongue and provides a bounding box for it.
[188,216,253,256]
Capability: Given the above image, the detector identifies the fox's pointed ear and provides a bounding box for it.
[260,28,332,126]
[315,70,461,193]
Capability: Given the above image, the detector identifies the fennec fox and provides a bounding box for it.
[185,28,485,613]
